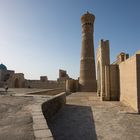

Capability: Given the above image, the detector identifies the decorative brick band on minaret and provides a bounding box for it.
[79,12,97,92]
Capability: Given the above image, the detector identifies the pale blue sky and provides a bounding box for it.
[0,0,140,80]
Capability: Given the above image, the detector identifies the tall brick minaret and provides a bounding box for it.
[79,12,96,92]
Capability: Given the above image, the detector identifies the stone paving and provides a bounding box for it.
[1,90,140,140]
[31,96,54,140]
[48,92,140,140]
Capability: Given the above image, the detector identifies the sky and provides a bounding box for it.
[0,0,140,80]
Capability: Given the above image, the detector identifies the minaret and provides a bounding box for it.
[79,12,97,92]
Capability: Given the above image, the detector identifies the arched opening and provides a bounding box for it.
[14,78,19,88]
[4,74,10,82]
[97,62,101,96]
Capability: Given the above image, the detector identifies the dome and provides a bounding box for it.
[0,64,7,70]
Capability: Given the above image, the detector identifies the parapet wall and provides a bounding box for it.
[42,92,66,120]
[119,54,140,113]
[31,92,66,139]
[28,88,64,96]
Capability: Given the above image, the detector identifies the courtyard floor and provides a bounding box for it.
[0,95,34,140]
[0,90,140,140]
[48,92,140,140]
[0,88,51,140]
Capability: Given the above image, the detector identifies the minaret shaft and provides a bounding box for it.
[79,12,97,92]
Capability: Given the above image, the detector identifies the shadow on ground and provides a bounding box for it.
[47,104,97,140]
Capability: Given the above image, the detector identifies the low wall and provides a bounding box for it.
[42,92,66,120]
[25,80,66,90]
[29,88,64,96]
[31,92,66,140]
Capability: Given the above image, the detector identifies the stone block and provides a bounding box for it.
[34,129,52,138]
[33,123,48,130]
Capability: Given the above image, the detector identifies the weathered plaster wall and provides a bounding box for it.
[109,65,120,100]
[104,65,119,101]
[66,79,79,92]
[96,40,110,100]
[119,54,140,112]
[136,54,140,113]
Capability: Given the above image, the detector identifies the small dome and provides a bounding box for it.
[0,64,7,70]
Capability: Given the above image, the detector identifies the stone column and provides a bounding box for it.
[79,12,96,92]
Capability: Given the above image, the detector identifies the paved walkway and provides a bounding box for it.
[48,92,140,140]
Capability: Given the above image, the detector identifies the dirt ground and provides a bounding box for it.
[0,95,34,140]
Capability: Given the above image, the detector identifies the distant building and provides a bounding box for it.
[0,64,68,90]
[58,69,69,81]
[0,63,25,88]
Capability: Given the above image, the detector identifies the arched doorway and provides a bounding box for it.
[97,62,101,96]
[4,74,10,82]
[14,78,19,88]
